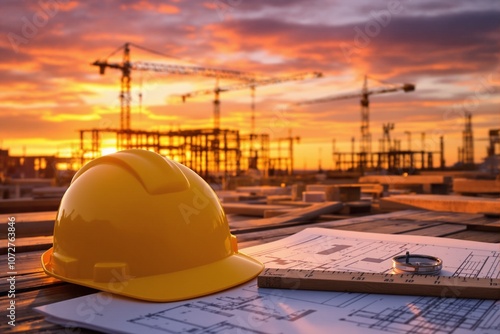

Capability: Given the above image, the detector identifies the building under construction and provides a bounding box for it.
[78,125,449,179]
[80,128,243,180]
[331,139,445,172]
[78,126,310,180]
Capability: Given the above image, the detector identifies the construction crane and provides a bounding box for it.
[176,71,323,131]
[91,43,259,136]
[296,75,415,164]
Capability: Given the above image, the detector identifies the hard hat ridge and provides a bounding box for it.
[72,149,190,195]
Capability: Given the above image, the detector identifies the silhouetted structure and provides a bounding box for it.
[331,136,445,172]
[458,112,474,167]
[79,128,243,179]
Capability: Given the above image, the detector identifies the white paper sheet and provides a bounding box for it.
[35,227,500,334]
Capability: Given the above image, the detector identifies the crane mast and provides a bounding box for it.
[360,75,370,155]
[121,43,131,132]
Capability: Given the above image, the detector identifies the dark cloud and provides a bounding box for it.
[339,11,499,81]
[200,8,499,86]
[373,11,499,51]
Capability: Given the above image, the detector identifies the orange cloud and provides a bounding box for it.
[120,1,180,14]
[0,1,497,168]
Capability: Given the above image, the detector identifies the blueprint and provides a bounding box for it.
[36,227,500,334]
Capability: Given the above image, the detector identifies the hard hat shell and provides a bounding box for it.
[41,149,263,302]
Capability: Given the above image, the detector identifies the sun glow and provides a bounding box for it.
[101,147,118,156]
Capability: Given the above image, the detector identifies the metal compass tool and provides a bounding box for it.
[392,251,443,275]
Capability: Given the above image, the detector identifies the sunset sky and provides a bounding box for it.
[1,0,499,170]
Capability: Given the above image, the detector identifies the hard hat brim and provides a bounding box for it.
[41,248,264,302]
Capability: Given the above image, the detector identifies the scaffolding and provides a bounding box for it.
[332,150,443,172]
[332,136,445,172]
[79,128,243,179]
[240,133,270,177]
[268,131,300,176]
[459,111,474,166]
[487,129,500,157]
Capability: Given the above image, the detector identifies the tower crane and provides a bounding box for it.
[91,43,259,144]
[176,71,323,131]
[296,75,415,166]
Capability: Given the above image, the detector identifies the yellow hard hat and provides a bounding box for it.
[41,149,263,302]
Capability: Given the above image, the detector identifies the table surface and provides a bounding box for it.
[1,207,500,333]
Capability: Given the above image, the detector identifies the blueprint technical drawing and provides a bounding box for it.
[36,228,500,334]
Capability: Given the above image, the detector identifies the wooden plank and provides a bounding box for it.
[384,209,500,232]
[359,175,452,185]
[387,210,497,225]
[230,202,343,232]
[266,195,293,204]
[265,200,311,208]
[306,184,361,202]
[395,210,483,223]
[339,201,372,214]
[443,229,500,243]
[0,215,55,240]
[235,186,289,196]
[359,175,452,194]
[420,170,493,178]
[32,186,67,199]
[468,221,500,232]
[1,316,96,334]
[0,235,53,254]
[263,208,298,218]
[0,198,60,214]
[379,194,500,214]
[1,271,62,292]
[236,212,425,248]
[0,250,47,276]
[222,203,296,217]
[399,224,467,236]
[359,183,386,198]
[0,211,57,223]
[0,212,55,255]
[453,178,500,194]
[0,285,97,333]
[236,220,363,245]
[333,219,440,235]
[217,190,266,203]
